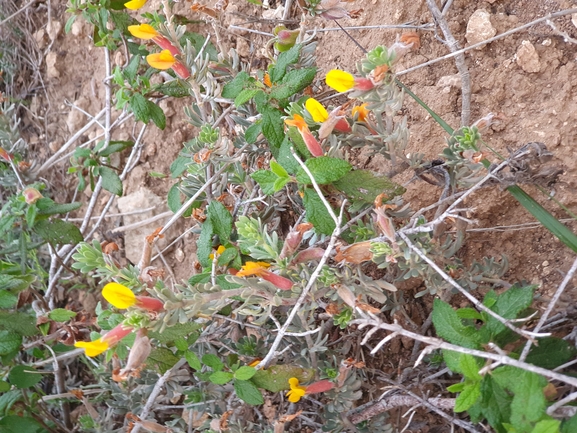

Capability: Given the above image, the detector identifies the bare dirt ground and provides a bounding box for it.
[11,0,577,430]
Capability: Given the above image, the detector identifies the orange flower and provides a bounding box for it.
[102,282,164,311]
[263,73,272,88]
[128,24,180,56]
[285,115,323,157]
[285,377,334,403]
[352,103,369,122]
[237,261,293,291]
[147,50,190,79]
[74,324,133,357]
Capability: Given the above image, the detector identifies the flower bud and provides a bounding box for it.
[23,187,42,204]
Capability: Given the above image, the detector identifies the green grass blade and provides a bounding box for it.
[507,185,577,253]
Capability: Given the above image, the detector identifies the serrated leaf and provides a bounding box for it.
[197,219,213,268]
[269,67,317,101]
[270,160,288,178]
[234,378,264,405]
[303,188,336,235]
[277,136,301,174]
[447,382,466,393]
[245,122,262,144]
[479,375,511,433]
[270,44,301,83]
[235,89,260,107]
[454,381,481,413]
[457,307,483,320]
[167,184,182,213]
[296,156,352,185]
[207,200,232,243]
[98,140,133,157]
[234,366,257,381]
[432,299,480,349]
[0,415,43,433]
[484,285,535,337]
[130,93,149,123]
[8,366,42,389]
[251,365,314,392]
[261,105,284,152]
[202,353,223,371]
[149,322,202,344]
[273,176,289,192]
[34,219,83,245]
[333,169,406,206]
[531,420,561,433]
[0,291,17,308]
[251,170,278,195]
[36,198,82,216]
[147,100,166,130]
[48,309,77,322]
[0,331,21,356]
[561,414,577,433]
[99,166,123,196]
[459,354,482,381]
[157,80,191,98]
[222,72,250,99]
[209,371,233,385]
[526,337,577,369]
[185,351,202,370]
[0,312,38,336]
[74,147,92,158]
[148,348,180,373]
[217,247,237,267]
[170,156,190,178]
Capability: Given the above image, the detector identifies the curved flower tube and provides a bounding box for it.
[124,0,147,10]
[147,50,191,79]
[352,103,369,122]
[237,261,293,291]
[102,282,164,312]
[286,377,334,403]
[306,98,351,140]
[326,70,374,93]
[285,114,323,157]
[127,24,180,56]
[74,323,133,357]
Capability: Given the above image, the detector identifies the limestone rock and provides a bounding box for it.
[47,20,63,42]
[437,74,461,88]
[466,9,496,49]
[516,40,540,73]
[236,37,250,58]
[34,29,47,49]
[117,188,169,264]
[46,52,60,78]
[71,19,85,37]
[66,96,90,133]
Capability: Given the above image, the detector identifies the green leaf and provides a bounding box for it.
[432,299,480,349]
[34,218,83,245]
[48,309,77,322]
[235,89,260,107]
[148,348,180,373]
[251,170,278,196]
[459,354,482,381]
[130,93,150,124]
[454,381,481,413]
[277,136,301,174]
[443,350,463,373]
[123,53,141,82]
[0,291,17,309]
[147,100,166,130]
[157,80,191,98]
[479,375,512,433]
[197,219,214,268]
[245,122,262,144]
[0,391,21,417]
[185,351,202,370]
[180,32,218,62]
[209,371,233,385]
[234,366,257,381]
[36,198,83,216]
[484,285,535,337]
[251,365,314,392]
[273,176,289,192]
[222,72,251,99]
[149,323,202,344]
[202,353,224,371]
[98,140,133,157]
[561,414,577,433]
[0,415,43,433]
[167,184,182,213]
[8,365,42,389]
[0,381,9,392]
[447,382,466,393]
[269,67,317,101]
[207,200,233,243]
[270,160,288,178]
[234,378,264,405]
[303,188,336,235]
[170,156,190,178]
[261,105,285,152]
[0,331,21,356]
[270,44,301,83]
[526,337,577,369]
[295,156,352,185]
[99,166,123,196]
[531,420,561,433]
[217,247,237,267]
[333,169,406,207]
[0,312,38,336]
[457,307,483,320]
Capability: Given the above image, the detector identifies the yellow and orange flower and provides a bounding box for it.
[305,98,351,140]
[285,377,334,403]
[74,323,133,357]
[209,245,227,260]
[236,261,293,291]
[102,282,164,311]
[146,49,191,79]
[325,70,374,93]
[285,114,323,157]
[352,103,369,122]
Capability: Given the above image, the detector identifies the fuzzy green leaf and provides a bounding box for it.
[202,353,224,371]
[531,420,561,433]
[454,381,481,413]
[98,166,123,196]
[98,140,133,157]
[0,312,38,336]
[459,354,482,381]
[234,366,257,381]
[197,219,214,268]
[269,67,317,101]
[432,299,480,349]
[36,198,82,216]
[34,219,83,245]
[148,348,180,373]
[147,100,166,130]
[270,160,288,178]
[235,89,260,107]
[245,122,262,144]
[251,365,314,392]
[296,156,352,185]
[149,323,202,344]
[167,184,182,213]
[234,378,264,405]
[0,415,43,433]
[484,285,535,337]
[8,366,42,389]
[303,188,336,235]
[207,200,233,243]
[130,93,150,123]
[209,371,233,385]
[273,176,289,192]
[157,80,190,98]
[222,72,251,99]
[0,331,21,356]
[270,44,301,83]
[251,170,278,196]
[526,337,577,369]
[261,105,285,152]
[333,169,406,206]
[0,291,17,309]
[48,309,77,323]
[185,351,202,370]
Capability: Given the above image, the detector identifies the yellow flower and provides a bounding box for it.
[124,0,147,10]
[75,339,109,357]
[305,98,329,123]
[102,282,136,309]
[127,23,158,40]
[236,261,271,277]
[146,50,175,70]
[286,377,307,403]
[326,70,355,93]
[209,245,227,260]
[352,103,369,122]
